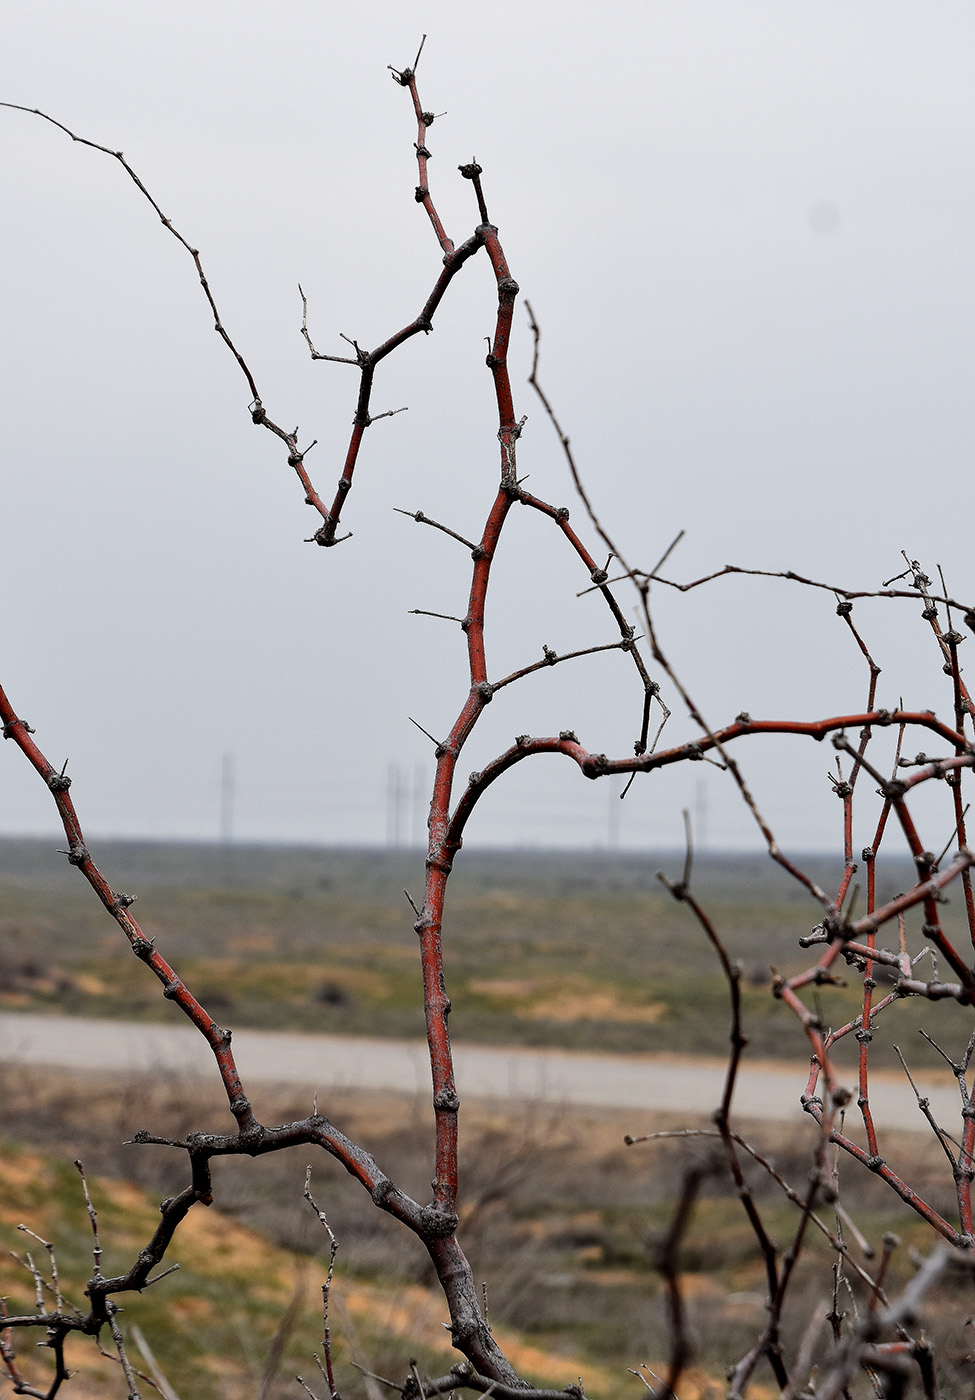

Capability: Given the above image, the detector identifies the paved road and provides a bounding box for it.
[0,1011,960,1134]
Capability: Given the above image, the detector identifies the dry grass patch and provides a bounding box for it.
[0,1138,639,1399]
[468,977,666,1024]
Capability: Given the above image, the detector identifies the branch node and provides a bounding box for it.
[419,1205,459,1238]
[371,1177,395,1206]
[2,717,35,738]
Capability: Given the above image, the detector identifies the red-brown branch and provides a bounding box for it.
[0,682,257,1134]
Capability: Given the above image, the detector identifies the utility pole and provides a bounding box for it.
[219,751,235,844]
[695,777,709,853]
[607,785,621,850]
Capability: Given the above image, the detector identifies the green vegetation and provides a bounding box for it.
[2,1073,971,1398]
[5,837,975,1392]
[1,838,970,1069]
[0,1138,621,1400]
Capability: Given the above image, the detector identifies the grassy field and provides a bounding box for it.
[1,837,972,1071]
[0,1085,631,1400]
[2,1068,972,1400]
[5,839,975,1394]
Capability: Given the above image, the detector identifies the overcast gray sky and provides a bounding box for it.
[2,3,974,856]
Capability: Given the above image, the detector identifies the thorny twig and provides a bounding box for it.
[6,42,975,1400]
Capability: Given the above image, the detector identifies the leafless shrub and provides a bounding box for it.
[4,38,975,1400]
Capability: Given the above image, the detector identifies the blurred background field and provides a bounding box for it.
[6,838,975,1394]
[2,1070,970,1400]
[1,836,971,1071]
